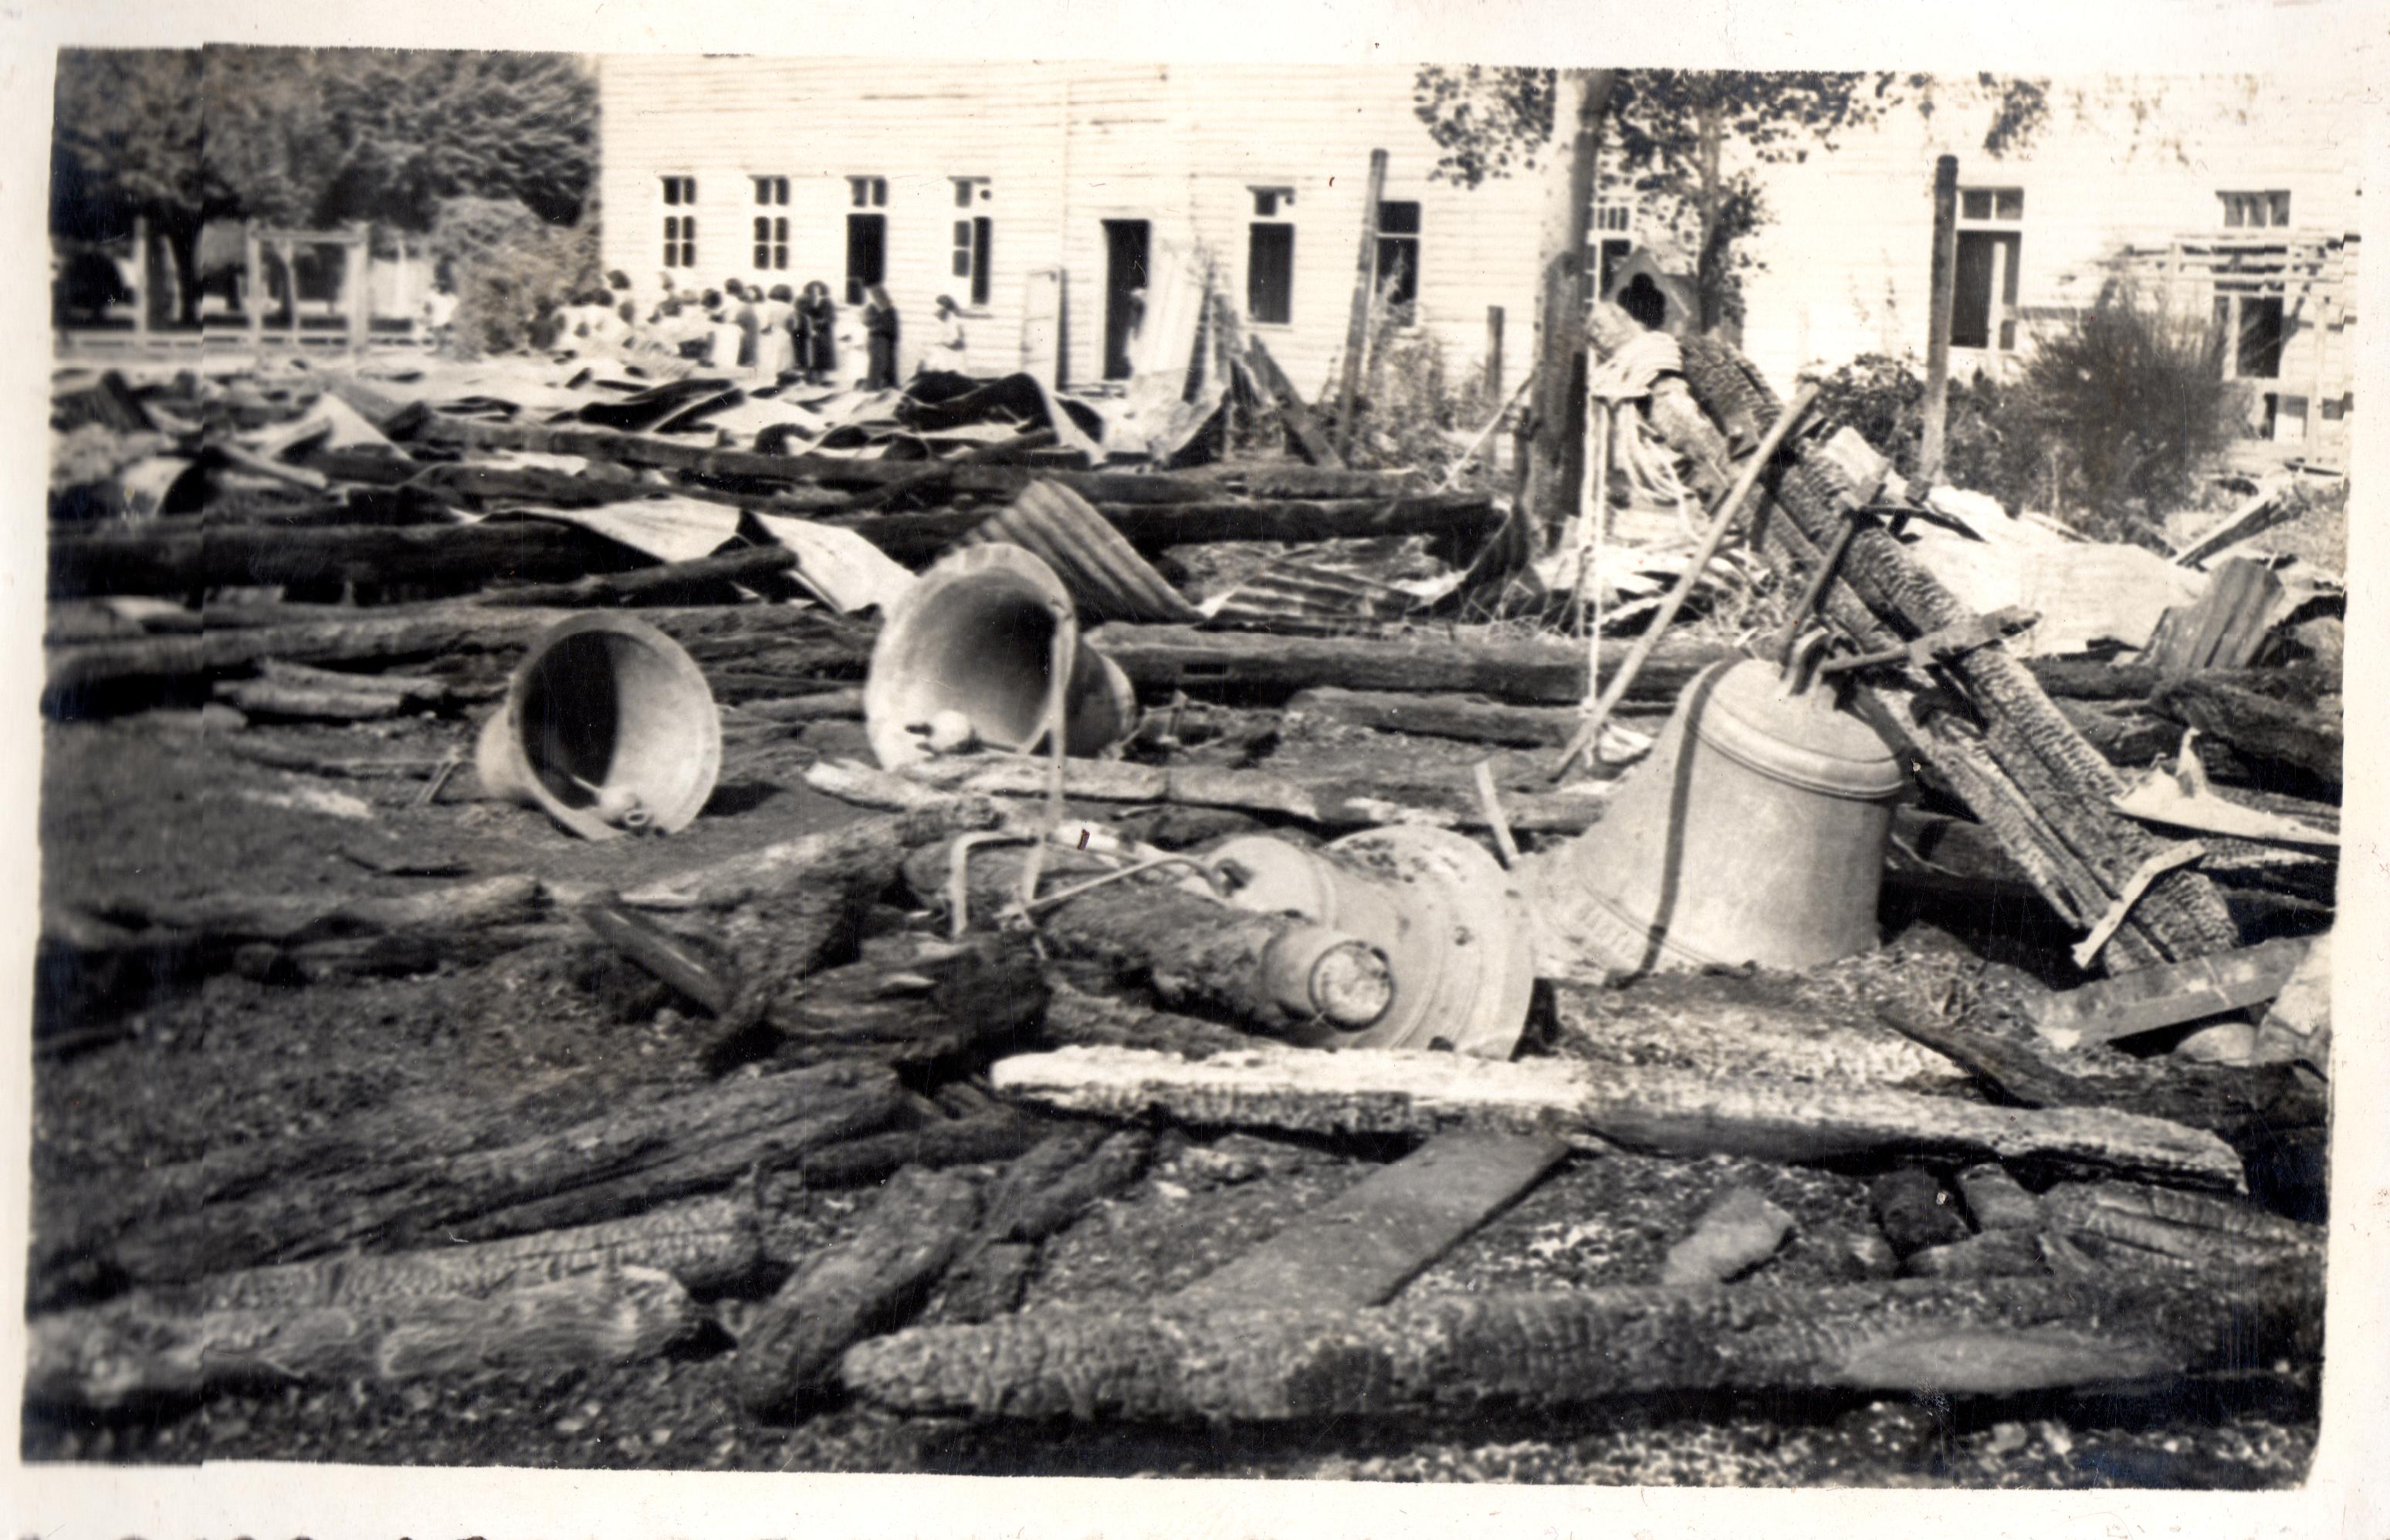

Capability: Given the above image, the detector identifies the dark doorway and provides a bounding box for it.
[1951,229,2022,350]
[1102,218,1150,381]
[845,214,886,306]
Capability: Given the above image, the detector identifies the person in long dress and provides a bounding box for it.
[797,282,838,384]
[928,294,967,374]
[757,284,798,382]
[862,284,900,389]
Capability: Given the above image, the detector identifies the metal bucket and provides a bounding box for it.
[476,613,722,841]
[1208,825,1536,1058]
[1525,658,1905,978]
[864,543,1137,770]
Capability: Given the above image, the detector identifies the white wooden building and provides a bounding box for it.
[597,59,2361,464]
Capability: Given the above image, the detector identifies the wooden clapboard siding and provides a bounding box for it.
[599,60,2358,437]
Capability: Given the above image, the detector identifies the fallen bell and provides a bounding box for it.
[1206,825,1536,1058]
[1525,658,1905,978]
[864,543,1138,770]
[476,612,722,841]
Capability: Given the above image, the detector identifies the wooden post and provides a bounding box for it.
[1919,154,1960,483]
[1525,70,1617,544]
[1333,149,1391,459]
[244,226,264,360]
[1485,305,1505,403]
[130,215,151,352]
[347,224,371,358]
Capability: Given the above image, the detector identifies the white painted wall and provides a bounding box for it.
[597,59,2361,433]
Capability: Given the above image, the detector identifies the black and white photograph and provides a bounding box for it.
[5,1,2383,1529]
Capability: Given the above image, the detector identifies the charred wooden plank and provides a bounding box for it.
[843,1262,2321,1420]
[987,1044,2246,1190]
[733,1166,983,1414]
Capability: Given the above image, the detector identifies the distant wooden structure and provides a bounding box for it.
[243,222,375,358]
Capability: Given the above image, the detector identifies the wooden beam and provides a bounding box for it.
[1176,1131,1567,1311]
[844,1262,2321,1420]
[987,1044,2246,1190]
[1334,149,1391,458]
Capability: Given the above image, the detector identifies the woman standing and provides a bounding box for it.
[757,285,799,382]
[796,281,838,384]
[862,284,900,390]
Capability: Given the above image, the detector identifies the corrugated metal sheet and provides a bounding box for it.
[959,479,1201,625]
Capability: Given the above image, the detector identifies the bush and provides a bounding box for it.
[428,195,599,357]
[2007,290,2246,539]
[1811,293,2247,545]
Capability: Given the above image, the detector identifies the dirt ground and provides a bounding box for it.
[22,702,2319,1488]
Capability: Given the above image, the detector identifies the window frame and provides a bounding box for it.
[1952,186,2026,352]
[1373,198,1422,317]
[2219,190,2293,229]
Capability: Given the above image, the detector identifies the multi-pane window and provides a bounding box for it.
[661,177,697,269]
[1247,188,1296,325]
[753,217,789,271]
[1952,186,2023,350]
[2219,191,2293,229]
[848,176,889,208]
[951,179,994,307]
[1373,200,1421,311]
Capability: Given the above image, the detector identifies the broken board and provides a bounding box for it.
[1174,1131,1567,1312]
[2031,935,2317,1051]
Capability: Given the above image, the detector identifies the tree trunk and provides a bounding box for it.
[842,1262,2321,1420]
[158,212,206,327]
[1523,69,1618,537]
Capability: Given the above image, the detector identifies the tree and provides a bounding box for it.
[1415,69,2057,336]
[50,46,598,325]
[50,49,214,324]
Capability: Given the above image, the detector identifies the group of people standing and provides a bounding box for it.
[553,270,966,392]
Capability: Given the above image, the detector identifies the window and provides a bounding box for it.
[2214,293,2285,380]
[953,177,990,208]
[952,217,994,307]
[1592,204,1633,235]
[1247,189,1295,324]
[753,216,789,271]
[845,214,886,305]
[2220,191,2292,229]
[753,176,789,207]
[1373,200,1420,311]
[1952,187,2024,350]
[661,177,697,269]
[848,176,889,208]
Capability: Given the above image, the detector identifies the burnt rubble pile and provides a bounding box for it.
[26,313,2341,1481]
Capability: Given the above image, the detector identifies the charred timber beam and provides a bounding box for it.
[843,1261,2321,1420]
[987,1044,2246,1190]
[828,493,1499,564]
[1088,624,1731,706]
[409,415,1415,503]
[49,521,642,599]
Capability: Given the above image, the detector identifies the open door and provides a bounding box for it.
[1102,219,1150,381]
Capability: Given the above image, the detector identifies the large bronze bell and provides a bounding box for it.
[1525,658,1906,978]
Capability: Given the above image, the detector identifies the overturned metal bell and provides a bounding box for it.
[1207,825,1536,1058]
[1525,658,1905,979]
[864,543,1138,770]
[476,613,722,841]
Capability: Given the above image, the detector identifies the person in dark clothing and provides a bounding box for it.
[862,284,899,389]
[797,281,838,384]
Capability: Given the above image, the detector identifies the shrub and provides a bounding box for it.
[428,195,599,357]
[2006,289,2246,539]
[1811,292,2246,545]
